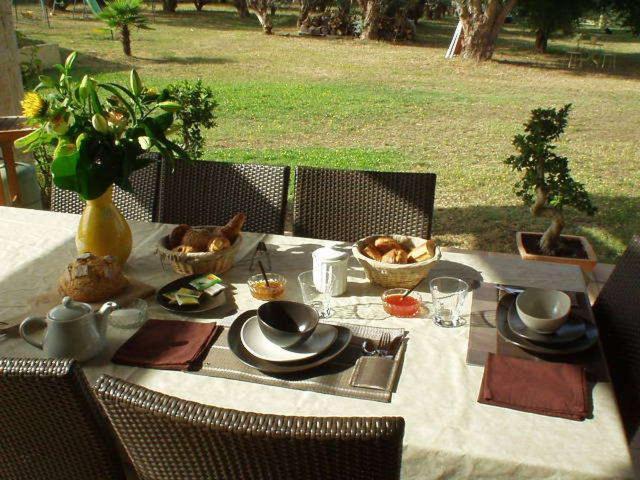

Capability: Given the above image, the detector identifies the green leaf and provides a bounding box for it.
[38,75,55,88]
[51,140,81,193]
[14,128,44,151]
[64,51,78,71]
[129,69,142,96]
[158,101,181,113]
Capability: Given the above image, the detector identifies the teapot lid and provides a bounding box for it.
[49,296,91,322]
[312,246,348,262]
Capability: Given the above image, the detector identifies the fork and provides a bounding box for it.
[377,332,392,356]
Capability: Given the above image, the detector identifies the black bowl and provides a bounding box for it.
[257,301,319,348]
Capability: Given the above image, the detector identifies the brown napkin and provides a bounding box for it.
[113,320,221,371]
[478,353,589,421]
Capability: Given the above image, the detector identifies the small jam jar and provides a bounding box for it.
[382,288,422,318]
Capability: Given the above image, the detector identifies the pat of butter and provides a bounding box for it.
[176,294,200,306]
[204,283,226,297]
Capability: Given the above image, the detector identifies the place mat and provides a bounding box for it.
[198,315,408,403]
[0,278,157,333]
[466,283,608,381]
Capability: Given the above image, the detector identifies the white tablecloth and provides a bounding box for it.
[0,207,633,479]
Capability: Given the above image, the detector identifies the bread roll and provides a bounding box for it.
[208,236,231,252]
[381,248,408,264]
[363,245,383,262]
[173,245,195,254]
[169,224,191,249]
[408,240,437,263]
[374,236,402,253]
[181,228,212,252]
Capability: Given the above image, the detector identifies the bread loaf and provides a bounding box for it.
[58,253,128,302]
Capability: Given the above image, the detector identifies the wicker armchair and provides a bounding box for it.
[51,157,161,222]
[0,358,126,480]
[95,375,405,480]
[293,166,437,242]
[593,236,640,443]
[157,160,290,234]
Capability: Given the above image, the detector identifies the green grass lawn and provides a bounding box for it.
[16,4,640,262]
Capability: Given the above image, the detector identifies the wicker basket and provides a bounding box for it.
[156,227,242,276]
[352,234,441,288]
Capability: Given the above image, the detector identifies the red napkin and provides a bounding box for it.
[112,320,220,371]
[478,354,589,421]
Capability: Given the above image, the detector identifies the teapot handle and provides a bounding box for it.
[20,316,46,349]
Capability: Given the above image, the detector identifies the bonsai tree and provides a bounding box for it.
[505,104,597,255]
[99,0,150,56]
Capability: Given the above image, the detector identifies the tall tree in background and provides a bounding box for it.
[454,0,518,61]
[234,0,250,17]
[99,0,150,56]
[162,0,177,12]
[518,0,591,53]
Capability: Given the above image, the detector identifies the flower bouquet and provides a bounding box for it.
[16,51,186,200]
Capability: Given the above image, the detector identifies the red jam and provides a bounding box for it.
[383,294,420,318]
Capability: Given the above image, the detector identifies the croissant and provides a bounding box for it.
[374,236,402,253]
[220,213,246,243]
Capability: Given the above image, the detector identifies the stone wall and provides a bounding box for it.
[0,0,24,116]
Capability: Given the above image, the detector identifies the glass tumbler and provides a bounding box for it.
[298,270,335,319]
[430,277,469,328]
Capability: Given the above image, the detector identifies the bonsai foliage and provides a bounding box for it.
[15,52,186,200]
[167,79,218,161]
[505,104,597,255]
[99,0,150,56]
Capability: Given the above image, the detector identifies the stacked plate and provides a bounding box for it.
[228,311,353,374]
[497,295,598,355]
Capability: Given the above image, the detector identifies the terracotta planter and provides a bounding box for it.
[516,231,597,272]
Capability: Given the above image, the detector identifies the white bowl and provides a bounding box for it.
[515,288,571,334]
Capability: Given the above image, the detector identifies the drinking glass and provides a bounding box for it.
[298,270,335,319]
[430,277,469,328]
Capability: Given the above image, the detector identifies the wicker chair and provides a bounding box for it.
[293,166,437,242]
[157,160,290,234]
[592,235,640,443]
[95,375,405,480]
[51,157,161,222]
[0,358,126,480]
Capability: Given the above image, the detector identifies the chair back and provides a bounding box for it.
[593,236,640,443]
[51,157,161,222]
[293,166,436,242]
[157,160,290,234]
[0,358,125,480]
[95,375,405,480]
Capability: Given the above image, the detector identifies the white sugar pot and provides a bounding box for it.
[312,246,349,296]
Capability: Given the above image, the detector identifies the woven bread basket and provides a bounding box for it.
[156,227,242,275]
[352,234,441,288]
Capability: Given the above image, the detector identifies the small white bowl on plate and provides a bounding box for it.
[516,288,571,334]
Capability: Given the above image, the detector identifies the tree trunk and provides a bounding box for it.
[194,0,206,10]
[457,0,517,61]
[535,28,548,53]
[162,0,177,12]
[234,0,250,17]
[531,186,564,255]
[298,0,313,27]
[359,0,381,39]
[121,24,131,56]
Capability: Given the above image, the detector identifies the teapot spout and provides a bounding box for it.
[97,301,118,337]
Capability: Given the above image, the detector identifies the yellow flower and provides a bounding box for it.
[21,92,48,119]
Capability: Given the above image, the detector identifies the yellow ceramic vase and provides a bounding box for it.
[76,186,132,265]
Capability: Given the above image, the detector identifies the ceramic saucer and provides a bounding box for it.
[507,302,586,345]
[228,311,353,374]
[241,316,337,363]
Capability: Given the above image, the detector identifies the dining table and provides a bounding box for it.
[0,206,634,480]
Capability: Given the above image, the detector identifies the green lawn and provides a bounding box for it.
[16,4,640,262]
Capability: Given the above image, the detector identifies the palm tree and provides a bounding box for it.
[99,0,150,56]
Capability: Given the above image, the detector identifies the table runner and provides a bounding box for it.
[199,317,407,402]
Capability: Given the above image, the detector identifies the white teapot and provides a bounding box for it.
[20,296,118,361]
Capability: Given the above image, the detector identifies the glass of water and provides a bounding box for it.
[430,277,469,328]
[298,270,335,319]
